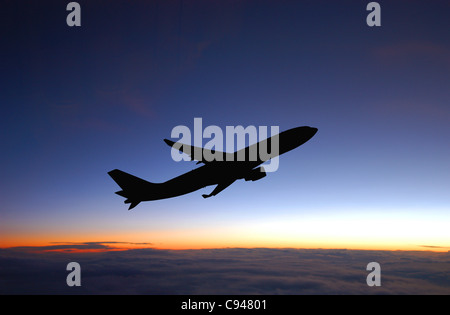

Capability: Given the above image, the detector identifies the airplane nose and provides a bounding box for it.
[309,127,318,137]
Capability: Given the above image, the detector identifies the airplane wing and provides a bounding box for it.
[164,139,233,163]
[202,179,236,198]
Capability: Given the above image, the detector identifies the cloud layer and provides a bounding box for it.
[0,247,449,294]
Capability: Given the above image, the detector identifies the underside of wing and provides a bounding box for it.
[202,179,236,198]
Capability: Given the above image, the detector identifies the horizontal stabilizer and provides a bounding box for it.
[116,190,126,197]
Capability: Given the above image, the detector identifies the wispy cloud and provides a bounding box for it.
[7,241,153,253]
[374,40,450,67]
[418,245,450,249]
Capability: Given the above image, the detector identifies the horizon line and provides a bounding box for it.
[1,242,449,254]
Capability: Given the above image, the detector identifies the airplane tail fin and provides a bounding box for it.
[108,169,153,210]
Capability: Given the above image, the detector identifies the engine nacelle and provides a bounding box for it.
[244,166,266,181]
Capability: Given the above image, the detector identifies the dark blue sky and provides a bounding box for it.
[1,0,449,250]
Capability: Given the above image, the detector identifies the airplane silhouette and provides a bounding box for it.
[108,126,317,210]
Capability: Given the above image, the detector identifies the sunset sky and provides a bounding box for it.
[1,0,449,254]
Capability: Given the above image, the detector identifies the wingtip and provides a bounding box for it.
[108,169,118,176]
[164,139,174,146]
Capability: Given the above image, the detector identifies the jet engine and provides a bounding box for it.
[244,166,266,181]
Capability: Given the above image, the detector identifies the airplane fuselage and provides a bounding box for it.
[141,126,317,201]
[147,161,260,201]
[108,126,317,209]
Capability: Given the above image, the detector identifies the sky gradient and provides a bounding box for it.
[1,0,450,254]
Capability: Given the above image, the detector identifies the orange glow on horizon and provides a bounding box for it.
[1,238,448,253]
[1,211,448,253]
